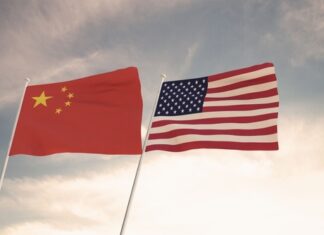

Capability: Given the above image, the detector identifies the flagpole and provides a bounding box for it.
[119,74,166,235]
[0,78,30,191]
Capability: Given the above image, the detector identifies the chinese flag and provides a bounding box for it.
[9,67,143,156]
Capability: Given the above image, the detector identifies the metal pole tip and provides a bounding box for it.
[160,73,167,79]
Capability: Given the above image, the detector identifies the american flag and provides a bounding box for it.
[145,63,279,152]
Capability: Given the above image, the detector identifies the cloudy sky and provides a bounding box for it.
[0,0,324,234]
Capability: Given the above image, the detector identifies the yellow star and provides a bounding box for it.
[65,101,72,107]
[61,86,68,92]
[55,108,62,114]
[32,91,53,108]
[67,93,74,99]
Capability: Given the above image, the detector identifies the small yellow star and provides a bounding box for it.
[67,93,74,99]
[61,87,68,92]
[32,91,53,108]
[65,101,72,107]
[55,108,62,114]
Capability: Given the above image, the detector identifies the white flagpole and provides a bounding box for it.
[0,78,30,191]
[119,74,166,235]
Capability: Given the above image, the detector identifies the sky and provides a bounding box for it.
[0,0,324,234]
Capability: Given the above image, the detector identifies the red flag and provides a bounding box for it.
[10,67,143,156]
[146,63,279,152]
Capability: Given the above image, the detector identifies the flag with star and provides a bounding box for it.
[9,67,143,156]
[146,62,279,152]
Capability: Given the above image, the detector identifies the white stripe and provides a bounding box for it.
[206,81,278,98]
[149,119,277,134]
[203,95,279,107]
[147,134,278,145]
[208,67,275,88]
[152,107,278,122]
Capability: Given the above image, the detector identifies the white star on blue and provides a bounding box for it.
[155,77,208,116]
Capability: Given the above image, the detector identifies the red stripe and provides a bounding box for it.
[207,74,276,93]
[149,126,278,139]
[145,141,279,152]
[203,102,279,112]
[152,113,278,128]
[208,63,274,82]
[204,88,278,101]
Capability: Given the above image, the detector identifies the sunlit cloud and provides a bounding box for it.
[280,0,324,66]
[0,0,194,109]
[0,168,136,235]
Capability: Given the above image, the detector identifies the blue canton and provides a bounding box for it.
[155,77,208,116]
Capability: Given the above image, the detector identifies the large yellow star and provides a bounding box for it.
[32,91,53,108]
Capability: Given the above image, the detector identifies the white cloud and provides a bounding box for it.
[0,167,137,235]
[2,0,193,43]
[0,0,194,109]
[280,0,324,66]
[178,42,200,78]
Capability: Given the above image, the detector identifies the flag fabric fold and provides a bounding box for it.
[146,62,279,152]
[10,67,143,156]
